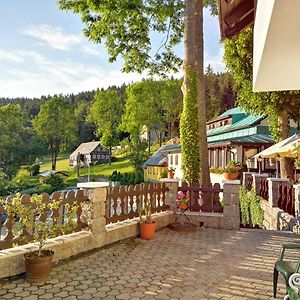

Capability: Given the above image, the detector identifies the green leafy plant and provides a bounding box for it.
[224,160,242,174]
[239,185,250,226]
[209,168,225,174]
[239,185,264,227]
[138,199,152,223]
[44,174,65,191]
[1,193,78,257]
[250,189,264,227]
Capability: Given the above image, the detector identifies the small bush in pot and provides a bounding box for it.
[138,199,156,240]
[1,193,78,283]
[223,160,242,180]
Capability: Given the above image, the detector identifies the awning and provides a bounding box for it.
[208,133,274,148]
[218,0,256,39]
[254,133,300,158]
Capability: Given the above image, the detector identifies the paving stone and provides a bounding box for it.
[0,228,297,300]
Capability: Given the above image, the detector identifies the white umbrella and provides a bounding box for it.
[254,133,300,158]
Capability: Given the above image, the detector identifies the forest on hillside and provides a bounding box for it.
[0,68,236,195]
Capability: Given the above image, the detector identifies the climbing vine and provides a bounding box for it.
[249,189,264,227]
[180,68,200,184]
[239,185,264,227]
[239,185,250,225]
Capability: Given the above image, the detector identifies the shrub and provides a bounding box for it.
[109,170,144,185]
[44,174,65,191]
[239,185,250,225]
[0,176,18,196]
[239,185,264,227]
[209,168,225,174]
[30,164,40,176]
[12,176,35,192]
[250,189,264,227]
[33,184,54,195]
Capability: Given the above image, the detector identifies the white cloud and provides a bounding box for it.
[0,49,142,98]
[21,25,81,51]
[0,49,24,63]
[204,46,226,73]
[81,45,102,56]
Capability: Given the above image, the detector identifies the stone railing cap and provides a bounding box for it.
[77,182,110,188]
[293,184,300,190]
[222,179,240,185]
[160,178,179,183]
[267,178,289,182]
[252,173,269,177]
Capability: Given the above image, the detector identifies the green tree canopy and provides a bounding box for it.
[0,104,26,178]
[224,27,300,177]
[88,88,124,163]
[58,0,218,186]
[33,97,77,170]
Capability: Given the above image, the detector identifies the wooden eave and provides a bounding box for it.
[218,0,256,40]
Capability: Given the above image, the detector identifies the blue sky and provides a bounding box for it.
[0,1,224,98]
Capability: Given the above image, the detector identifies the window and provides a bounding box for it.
[170,155,173,165]
[175,155,178,165]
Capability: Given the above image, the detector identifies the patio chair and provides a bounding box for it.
[273,243,300,300]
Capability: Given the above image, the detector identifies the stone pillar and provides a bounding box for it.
[222,180,240,230]
[252,173,269,194]
[161,178,179,212]
[267,178,290,207]
[293,184,300,216]
[80,183,109,249]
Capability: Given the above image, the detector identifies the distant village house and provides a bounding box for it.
[69,141,110,167]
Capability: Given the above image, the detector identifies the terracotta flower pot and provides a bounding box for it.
[139,221,156,240]
[223,172,239,180]
[168,171,174,179]
[24,250,54,284]
[178,203,188,210]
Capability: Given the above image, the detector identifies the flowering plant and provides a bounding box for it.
[176,192,188,205]
[224,160,242,174]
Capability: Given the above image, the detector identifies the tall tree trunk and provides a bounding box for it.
[194,0,211,188]
[180,0,201,184]
[51,152,55,171]
[52,152,57,171]
[278,110,294,178]
[109,146,112,165]
[147,130,151,155]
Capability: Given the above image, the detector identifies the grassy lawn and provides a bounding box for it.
[39,153,134,187]
[40,153,70,172]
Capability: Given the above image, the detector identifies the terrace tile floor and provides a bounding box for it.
[0,227,298,299]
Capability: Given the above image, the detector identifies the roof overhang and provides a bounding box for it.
[219,0,300,92]
[253,0,300,91]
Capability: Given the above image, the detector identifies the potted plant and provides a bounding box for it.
[2,193,78,283]
[176,192,188,210]
[223,160,242,180]
[168,168,175,179]
[138,199,156,240]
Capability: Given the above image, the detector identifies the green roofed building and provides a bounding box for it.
[206,107,275,172]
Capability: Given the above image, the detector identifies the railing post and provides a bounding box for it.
[79,183,108,249]
[242,172,255,186]
[293,184,300,217]
[252,173,269,194]
[161,178,179,212]
[222,180,240,229]
[267,178,290,207]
